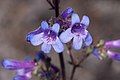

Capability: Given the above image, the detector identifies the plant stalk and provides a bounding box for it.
[54,0,66,80]
[59,53,66,80]
[70,65,77,80]
[69,49,91,80]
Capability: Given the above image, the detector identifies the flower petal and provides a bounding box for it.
[13,75,29,80]
[41,21,49,29]
[41,43,51,53]
[107,50,120,61]
[2,59,35,70]
[17,69,25,75]
[52,23,60,33]
[28,33,43,46]
[71,13,80,26]
[52,38,64,53]
[60,7,74,19]
[92,48,101,60]
[72,36,83,50]
[105,39,120,48]
[17,68,33,75]
[81,15,90,28]
[59,28,74,43]
[84,32,93,46]
[26,27,43,39]
[80,29,88,39]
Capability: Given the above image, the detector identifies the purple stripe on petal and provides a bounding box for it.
[107,50,120,61]
[13,75,29,80]
[71,23,87,36]
[44,29,57,40]
[2,59,35,70]
[105,39,120,48]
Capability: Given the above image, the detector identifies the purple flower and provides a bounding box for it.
[13,75,29,80]
[107,50,120,61]
[27,21,64,53]
[105,39,120,48]
[13,68,32,80]
[92,39,120,61]
[26,21,48,46]
[2,59,35,80]
[60,13,92,50]
[92,47,102,60]
[55,7,74,30]
[60,7,74,19]
[104,39,120,61]
[2,59,35,70]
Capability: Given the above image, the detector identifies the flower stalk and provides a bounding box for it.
[48,0,66,80]
[54,0,59,17]
[68,46,92,80]
[58,53,66,80]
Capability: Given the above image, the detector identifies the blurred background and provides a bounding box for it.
[0,0,120,80]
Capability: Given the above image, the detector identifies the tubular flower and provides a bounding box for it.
[13,75,29,80]
[92,39,120,61]
[2,59,35,70]
[13,68,33,80]
[60,13,92,50]
[105,39,120,48]
[26,21,48,46]
[27,21,64,53]
[107,50,120,61]
[55,7,74,30]
[60,7,74,19]
[104,39,120,60]
[2,59,35,80]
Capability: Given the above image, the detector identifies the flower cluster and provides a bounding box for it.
[1,5,120,80]
[92,39,120,60]
[26,7,92,53]
[2,51,60,80]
